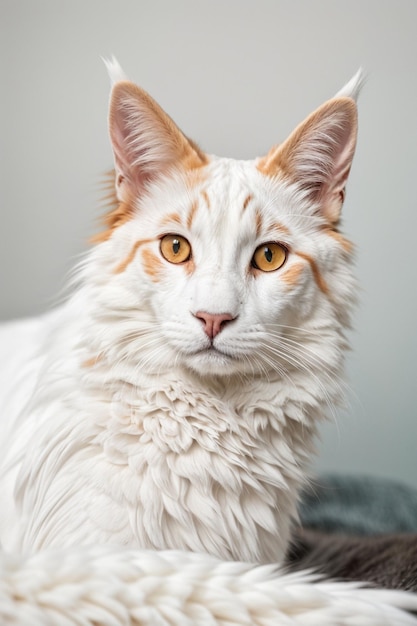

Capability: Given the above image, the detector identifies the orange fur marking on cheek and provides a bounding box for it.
[141,248,164,281]
[280,262,304,288]
[113,238,154,273]
[183,259,195,276]
[296,251,328,294]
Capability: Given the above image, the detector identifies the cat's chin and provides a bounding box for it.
[184,347,241,377]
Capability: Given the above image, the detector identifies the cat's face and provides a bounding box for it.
[90,67,359,380]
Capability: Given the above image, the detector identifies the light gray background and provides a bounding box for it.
[1,0,416,487]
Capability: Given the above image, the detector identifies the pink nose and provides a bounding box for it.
[195,311,235,340]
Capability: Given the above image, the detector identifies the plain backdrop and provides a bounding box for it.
[1,0,416,487]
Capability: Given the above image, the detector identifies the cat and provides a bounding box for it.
[0,60,416,624]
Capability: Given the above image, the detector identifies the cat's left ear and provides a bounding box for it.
[258,72,363,224]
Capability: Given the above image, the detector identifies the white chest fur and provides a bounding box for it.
[1,311,320,563]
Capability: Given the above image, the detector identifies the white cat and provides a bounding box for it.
[0,60,416,625]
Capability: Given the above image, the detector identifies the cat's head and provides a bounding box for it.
[90,61,361,380]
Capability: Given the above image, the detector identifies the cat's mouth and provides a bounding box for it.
[196,345,233,358]
[185,344,237,375]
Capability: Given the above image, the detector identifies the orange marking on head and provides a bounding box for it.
[185,165,208,190]
[201,189,210,209]
[296,251,328,294]
[256,210,263,238]
[114,238,154,274]
[280,262,304,288]
[92,146,207,243]
[242,194,253,212]
[159,212,183,228]
[271,221,290,237]
[141,247,164,281]
[90,171,135,244]
[325,229,354,254]
[92,201,135,243]
[187,200,198,229]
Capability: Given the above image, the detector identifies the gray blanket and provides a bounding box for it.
[299,474,417,535]
[288,474,417,591]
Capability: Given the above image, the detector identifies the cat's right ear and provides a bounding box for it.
[108,77,207,202]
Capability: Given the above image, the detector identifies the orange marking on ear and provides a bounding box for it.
[256,148,282,178]
[324,229,354,254]
[242,194,253,212]
[182,138,209,170]
[141,248,164,281]
[280,262,304,288]
[114,238,154,273]
[201,190,210,209]
[296,251,328,294]
[159,212,183,228]
[187,200,198,229]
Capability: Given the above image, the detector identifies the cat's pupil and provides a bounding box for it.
[264,247,273,263]
[173,239,180,255]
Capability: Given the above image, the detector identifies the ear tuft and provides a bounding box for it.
[334,68,365,102]
[103,56,128,85]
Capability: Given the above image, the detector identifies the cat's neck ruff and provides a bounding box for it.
[0,287,340,563]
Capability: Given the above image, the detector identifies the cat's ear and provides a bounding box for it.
[108,74,207,202]
[258,73,362,224]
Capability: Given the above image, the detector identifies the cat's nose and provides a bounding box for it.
[195,311,235,340]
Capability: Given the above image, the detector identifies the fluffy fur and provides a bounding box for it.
[0,61,416,623]
[1,546,417,626]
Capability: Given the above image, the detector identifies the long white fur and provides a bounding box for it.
[0,63,416,624]
[335,67,366,100]
[1,546,417,625]
[103,54,128,84]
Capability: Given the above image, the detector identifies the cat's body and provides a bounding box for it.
[0,158,346,560]
[1,62,417,624]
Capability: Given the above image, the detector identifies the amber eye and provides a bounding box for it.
[252,242,287,272]
[160,234,192,264]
